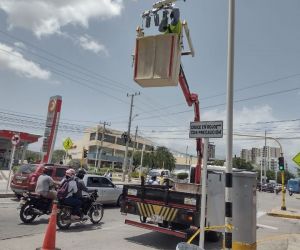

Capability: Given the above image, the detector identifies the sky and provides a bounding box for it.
[0,0,299,173]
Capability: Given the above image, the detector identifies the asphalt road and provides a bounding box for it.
[0,192,299,250]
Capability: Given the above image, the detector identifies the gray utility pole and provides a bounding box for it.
[264,130,267,183]
[225,1,235,250]
[98,122,111,170]
[122,92,140,182]
[128,126,138,182]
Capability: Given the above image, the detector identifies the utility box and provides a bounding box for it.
[134,33,181,87]
[206,167,257,249]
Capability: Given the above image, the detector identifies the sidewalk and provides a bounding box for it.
[267,207,300,220]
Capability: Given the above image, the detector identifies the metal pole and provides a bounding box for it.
[225,1,235,249]
[199,138,209,248]
[185,145,188,165]
[6,145,16,193]
[122,92,140,182]
[139,145,145,179]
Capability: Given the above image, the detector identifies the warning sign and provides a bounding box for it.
[189,121,223,138]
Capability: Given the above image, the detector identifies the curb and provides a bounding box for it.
[0,193,15,198]
[267,209,300,220]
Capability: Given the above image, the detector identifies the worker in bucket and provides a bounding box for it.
[159,8,182,35]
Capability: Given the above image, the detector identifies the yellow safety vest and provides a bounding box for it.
[165,21,182,35]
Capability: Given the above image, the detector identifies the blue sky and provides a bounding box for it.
[0,0,299,172]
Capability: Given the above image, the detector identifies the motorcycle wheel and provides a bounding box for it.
[57,208,72,230]
[90,204,104,224]
[289,191,293,196]
[20,203,37,223]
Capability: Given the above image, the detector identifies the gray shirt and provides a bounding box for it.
[35,174,54,194]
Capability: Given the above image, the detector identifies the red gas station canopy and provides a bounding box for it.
[0,130,41,144]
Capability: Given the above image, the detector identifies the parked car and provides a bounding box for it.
[10,164,68,198]
[82,174,123,206]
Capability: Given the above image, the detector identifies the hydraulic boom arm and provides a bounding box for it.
[179,65,202,184]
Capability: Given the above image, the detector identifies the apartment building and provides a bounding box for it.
[241,146,280,170]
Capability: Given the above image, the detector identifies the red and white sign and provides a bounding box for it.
[11,134,20,145]
[42,95,62,163]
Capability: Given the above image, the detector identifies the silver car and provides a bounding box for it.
[82,174,123,206]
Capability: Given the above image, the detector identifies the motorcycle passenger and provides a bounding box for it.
[35,166,58,200]
[61,168,82,220]
[75,169,95,212]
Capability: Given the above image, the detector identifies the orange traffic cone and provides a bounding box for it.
[36,201,61,250]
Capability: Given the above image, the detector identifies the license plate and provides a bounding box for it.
[16,180,22,184]
[151,215,163,224]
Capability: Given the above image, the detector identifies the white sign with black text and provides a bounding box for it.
[189,121,223,138]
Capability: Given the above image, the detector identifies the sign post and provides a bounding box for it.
[189,121,223,249]
[6,134,20,193]
[63,137,73,164]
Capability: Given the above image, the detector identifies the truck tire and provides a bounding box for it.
[205,231,222,242]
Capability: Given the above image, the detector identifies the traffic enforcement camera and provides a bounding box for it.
[278,156,284,171]
[83,148,88,159]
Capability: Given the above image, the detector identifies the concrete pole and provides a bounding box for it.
[95,125,100,169]
[20,142,28,164]
[225,1,235,249]
[128,126,138,182]
[98,122,110,170]
[122,92,140,182]
[139,145,145,179]
[199,138,209,248]
[6,145,16,193]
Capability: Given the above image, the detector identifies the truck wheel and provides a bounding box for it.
[205,231,222,242]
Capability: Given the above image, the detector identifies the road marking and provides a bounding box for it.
[257,211,266,218]
[257,223,278,230]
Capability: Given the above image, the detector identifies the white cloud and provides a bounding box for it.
[0,42,51,79]
[13,41,26,49]
[79,35,108,55]
[0,0,124,37]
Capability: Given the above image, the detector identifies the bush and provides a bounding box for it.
[176,172,189,180]
[130,171,145,178]
[12,165,20,173]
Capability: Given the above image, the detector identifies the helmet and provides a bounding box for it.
[66,168,76,177]
[76,168,86,179]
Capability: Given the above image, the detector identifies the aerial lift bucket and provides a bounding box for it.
[134,33,181,87]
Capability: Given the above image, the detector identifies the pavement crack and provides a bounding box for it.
[1,233,40,241]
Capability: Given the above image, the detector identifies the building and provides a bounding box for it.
[241,149,252,163]
[240,146,280,170]
[68,126,154,168]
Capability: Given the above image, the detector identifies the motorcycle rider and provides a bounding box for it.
[35,166,58,200]
[75,169,97,212]
[61,168,82,220]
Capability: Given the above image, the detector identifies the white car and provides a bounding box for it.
[82,174,123,206]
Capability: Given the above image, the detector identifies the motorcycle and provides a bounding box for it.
[18,192,52,223]
[56,190,104,230]
[289,188,293,196]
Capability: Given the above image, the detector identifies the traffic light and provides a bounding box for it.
[83,148,88,159]
[278,156,284,171]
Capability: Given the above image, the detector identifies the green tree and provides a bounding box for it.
[25,150,40,163]
[152,146,176,171]
[232,157,254,171]
[67,159,87,170]
[51,149,66,164]
[213,159,225,166]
